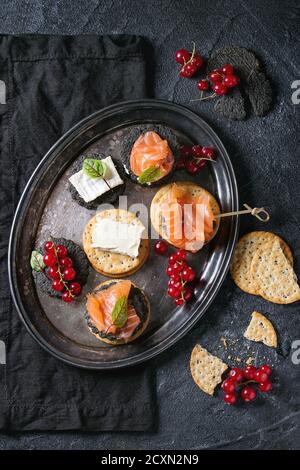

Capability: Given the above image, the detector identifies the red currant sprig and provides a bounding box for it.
[176,42,204,78]
[166,250,196,305]
[43,239,82,302]
[221,364,273,405]
[176,144,217,175]
[195,63,240,101]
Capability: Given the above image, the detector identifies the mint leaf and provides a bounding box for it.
[30,250,45,272]
[83,159,107,179]
[138,166,161,184]
[111,296,128,328]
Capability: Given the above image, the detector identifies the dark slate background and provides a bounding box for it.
[1,0,300,450]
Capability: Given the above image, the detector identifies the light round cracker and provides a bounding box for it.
[83,209,149,277]
[250,239,300,304]
[244,311,277,348]
[230,231,293,295]
[190,344,228,396]
[87,279,150,346]
[150,181,220,252]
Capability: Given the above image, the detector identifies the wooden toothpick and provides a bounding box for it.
[216,204,270,222]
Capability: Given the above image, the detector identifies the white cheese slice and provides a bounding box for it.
[91,218,145,258]
[68,156,123,203]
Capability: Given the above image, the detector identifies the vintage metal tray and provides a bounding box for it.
[8,99,239,369]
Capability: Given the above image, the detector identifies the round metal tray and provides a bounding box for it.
[8,99,239,369]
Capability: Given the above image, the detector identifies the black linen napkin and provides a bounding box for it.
[0,35,155,431]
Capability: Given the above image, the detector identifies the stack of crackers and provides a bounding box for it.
[230,231,300,304]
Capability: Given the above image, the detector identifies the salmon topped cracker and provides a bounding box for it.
[86,280,150,345]
[150,182,220,253]
[130,131,175,182]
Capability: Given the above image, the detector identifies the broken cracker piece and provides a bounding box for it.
[244,311,277,348]
[190,344,228,396]
[251,239,300,304]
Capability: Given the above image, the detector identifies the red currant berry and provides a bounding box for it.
[212,83,228,95]
[180,145,192,157]
[201,147,216,160]
[62,267,76,281]
[175,297,185,306]
[167,285,181,299]
[223,74,240,88]
[43,253,57,267]
[180,63,197,78]
[229,367,244,382]
[56,244,68,258]
[69,282,82,296]
[166,266,175,277]
[175,48,191,64]
[258,380,272,392]
[196,160,206,170]
[59,256,73,268]
[48,266,60,279]
[191,145,203,157]
[190,54,203,70]
[241,386,256,402]
[168,278,181,288]
[176,155,187,170]
[186,159,199,175]
[175,249,187,261]
[209,70,223,83]
[172,261,185,273]
[224,392,237,405]
[171,273,181,282]
[44,240,55,253]
[168,254,178,265]
[154,240,168,255]
[183,287,193,302]
[197,79,209,91]
[51,279,64,292]
[181,266,196,282]
[221,378,236,394]
[243,365,257,380]
[221,64,234,75]
[255,369,269,383]
[62,291,74,303]
[260,364,272,376]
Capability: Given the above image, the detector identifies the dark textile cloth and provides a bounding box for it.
[0,35,155,431]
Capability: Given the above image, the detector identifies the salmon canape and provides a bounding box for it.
[86,280,150,345]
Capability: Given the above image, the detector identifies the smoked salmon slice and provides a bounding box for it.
[86,280,141,339]
[162,183,215,251]
[130,131,174,179]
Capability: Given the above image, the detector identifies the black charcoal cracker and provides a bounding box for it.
[214,87,246,120]
[33,237,89,299]
[120,124,180,186]
[86,282,148,341]
[68,153,126,210]
[207,46,272,119]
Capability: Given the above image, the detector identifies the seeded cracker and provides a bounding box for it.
[250,239,300,304]
[244,311,277,348]
[230,231,293,295]
[190,344,228,396]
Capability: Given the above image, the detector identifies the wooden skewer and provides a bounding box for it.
[215,204,270,222]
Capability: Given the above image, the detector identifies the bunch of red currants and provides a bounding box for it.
[176,144,217,175]
[176,44,204,78]
[43,240,82,302]
[176,44,240,99]
[221,364,273,405]
[197,63,240,96]
[154,241,196,305]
